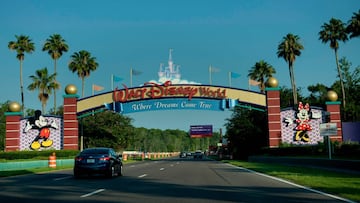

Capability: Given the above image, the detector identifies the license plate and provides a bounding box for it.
[86,158,95,163]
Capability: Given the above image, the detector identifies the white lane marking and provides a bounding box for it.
[80,189,105,198]
[138,174,147,178]
[160,168,165,171]
[130,165,135,168]
[53,176,72,181]
[225,163,356,203]
[170,164,174,167]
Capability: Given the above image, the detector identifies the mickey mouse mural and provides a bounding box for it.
[23,110,58,150]
[284,102,321,142]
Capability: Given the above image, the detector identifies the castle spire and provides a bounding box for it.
[169,48,173,62]
[168,48,173,72]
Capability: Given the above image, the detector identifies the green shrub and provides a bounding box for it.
[261,141,360,160]
[334,142,360,159]
[0,150,79,161]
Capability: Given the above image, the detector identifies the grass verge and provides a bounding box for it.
[0,165,73,177]
[224,160,360,202]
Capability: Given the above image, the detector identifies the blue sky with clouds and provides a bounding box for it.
[1,0,359,132]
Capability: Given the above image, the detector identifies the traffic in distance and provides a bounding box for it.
[179,150,205,159]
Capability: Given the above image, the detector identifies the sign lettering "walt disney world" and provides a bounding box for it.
[112,81,227,102]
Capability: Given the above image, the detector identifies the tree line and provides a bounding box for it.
[79,110,221,152]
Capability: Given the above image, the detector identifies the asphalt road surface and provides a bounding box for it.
[0,157,354,203]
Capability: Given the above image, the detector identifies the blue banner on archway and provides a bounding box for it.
[104,98,237,114]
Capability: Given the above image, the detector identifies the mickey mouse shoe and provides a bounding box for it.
[30,141,41,150]
[41,139,53,148]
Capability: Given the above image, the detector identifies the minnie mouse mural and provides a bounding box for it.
[284,102,321,142]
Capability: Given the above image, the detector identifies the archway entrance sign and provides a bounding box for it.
[76,81,267,115]
[4,80,343,151]
[59,81,344,151]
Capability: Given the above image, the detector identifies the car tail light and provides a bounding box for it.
[99,157,110,161]
[75,157,83,161]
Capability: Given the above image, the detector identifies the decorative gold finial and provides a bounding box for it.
[65,84,77,94]
[327,90,338,101]
[266,77,278,88]
[8,101,21,112]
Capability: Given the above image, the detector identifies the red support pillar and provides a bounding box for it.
[63,94,79,150]
[4,112,22,151]
[266,87,281,148]
[326,101,343,142]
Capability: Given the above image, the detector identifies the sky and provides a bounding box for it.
[0,0,359,132]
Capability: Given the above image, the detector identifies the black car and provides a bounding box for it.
[73,147,123,178]
[193,150,203,159]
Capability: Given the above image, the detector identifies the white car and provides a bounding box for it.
[179,152,187,158]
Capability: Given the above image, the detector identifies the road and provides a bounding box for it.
[0,157,353,203]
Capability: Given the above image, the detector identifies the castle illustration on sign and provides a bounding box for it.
[149,49,199,85]
[158,49,181,81]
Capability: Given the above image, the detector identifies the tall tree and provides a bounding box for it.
[319,18,348,108]
[346,9,360,39]
[279,86,295,108]
[82,111,135,150]
[68,50,99,97]
[247,60,276,93]
[0,101,10,151]
[225,107,267,159]
[27,68,59,113]
[8,35,35,114]
[305,83,329,107]
[337,57,360,121]
[42,34,69,114]
[277,33,304,105]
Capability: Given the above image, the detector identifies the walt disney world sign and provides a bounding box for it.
[113,81,226,102]
[76,81,267,115]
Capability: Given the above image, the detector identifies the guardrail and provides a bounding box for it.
[122,152,180,161]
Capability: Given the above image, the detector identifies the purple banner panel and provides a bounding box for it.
[190,125,213,138]
[342,122,360,142]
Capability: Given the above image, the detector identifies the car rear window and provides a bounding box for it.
[81,148,109,155]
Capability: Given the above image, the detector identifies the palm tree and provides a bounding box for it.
[248,60,276,93]
[27,68,59,113]
[319,18,348,108]
[277,33,304,105]
[346,9,360,38]
[42,34,69,113]
[8,35,35,115]
[68,50,99,97]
